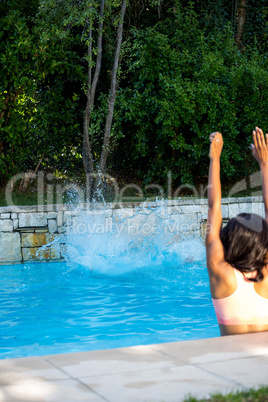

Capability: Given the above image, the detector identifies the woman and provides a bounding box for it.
[206,127,268,335]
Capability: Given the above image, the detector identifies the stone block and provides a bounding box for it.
[252,202,264,217]
[49,233,60,242]
[1,213,10,219]
[228,203,240,218]
[60,244,67,258]
[21,232,49,248]
[58,227,66,234]
[64,211,77,224]
[51,245,61,259]
[180,205,201,214]
[200,221,207,242]
[239,203,252,214]
[22,247,50,261]
[13,219,19,230]
[221,204,229,219]
[48,212,57,219]
[18,214,31,227]
[19,213,47,228]
[31,213,47,227]
[48,219,58,234]
[11,213,18,220]
[34,229,49,233]
[200,204,208,220]
[57,211,63,227]
[0,219,13,232]
[0,232,22,263]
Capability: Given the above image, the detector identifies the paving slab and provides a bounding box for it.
[0,333,267,402]
[81,364,239,402]
[153,331,268,364]
[0,378,105,402]
[0,356,68,386]
[197,354,268,390]
[46,344,179,378]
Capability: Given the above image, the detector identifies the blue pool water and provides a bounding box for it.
[0,243,219,359]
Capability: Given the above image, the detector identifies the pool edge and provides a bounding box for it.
[0,332,267,401]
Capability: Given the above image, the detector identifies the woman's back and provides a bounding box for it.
[211,265,268,335]
[206,128,268,336]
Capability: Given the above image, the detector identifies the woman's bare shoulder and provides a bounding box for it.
[207,254,237,299]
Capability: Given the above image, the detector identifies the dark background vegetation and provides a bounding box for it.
[1,0,268,199]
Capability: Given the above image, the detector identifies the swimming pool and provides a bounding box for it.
[0,239,219,359]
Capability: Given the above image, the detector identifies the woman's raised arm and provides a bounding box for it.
[252,127,268,224]
[206,132,223,244]
[206,132,225,274]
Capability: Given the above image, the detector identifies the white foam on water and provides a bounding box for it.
[64,201,206,275]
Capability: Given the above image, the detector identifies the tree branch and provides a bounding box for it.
[99,0,127,173]
[90,0,105,108]
[83,0,105,175]
[235,0,247,47]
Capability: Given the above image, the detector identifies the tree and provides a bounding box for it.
[38,0,128,200]
[0,4,41,185]
[82,0,127,199]
[0,0,83,187]
[2,0,268,193]
[113,1,268,187]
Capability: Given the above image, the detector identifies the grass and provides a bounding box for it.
[0,173,263,208]
[0,181,83,207]
[185,386,268,402]
[0,182,204,208]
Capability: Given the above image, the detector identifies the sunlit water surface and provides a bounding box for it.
[0,205,219,359]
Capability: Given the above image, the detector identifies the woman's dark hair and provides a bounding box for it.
[220,213,268,282]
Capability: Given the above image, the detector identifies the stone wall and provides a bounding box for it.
[0,196,264,265]
[0,208,66,264]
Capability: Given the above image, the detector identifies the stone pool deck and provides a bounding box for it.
[0,332,268,401]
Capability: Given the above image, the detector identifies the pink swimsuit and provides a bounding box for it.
[212,268,268,325]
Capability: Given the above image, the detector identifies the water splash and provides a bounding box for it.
[64,200,206,275]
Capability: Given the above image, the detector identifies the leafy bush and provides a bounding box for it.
[115,3,268,186]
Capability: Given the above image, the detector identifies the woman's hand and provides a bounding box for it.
[253,127,268,224]
[209,132,223,160]
[252,127,268,166]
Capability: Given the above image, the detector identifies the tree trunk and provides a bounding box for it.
[19,156,43,192]
[235,0,247,47]
[96,0,127,195]
[82,0,105,200]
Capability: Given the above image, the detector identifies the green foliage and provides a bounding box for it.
[0,1,85,185]
[1,0,268,190]
[0,7,40,183]
[37,0,129,172]
[114,2,268,185]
